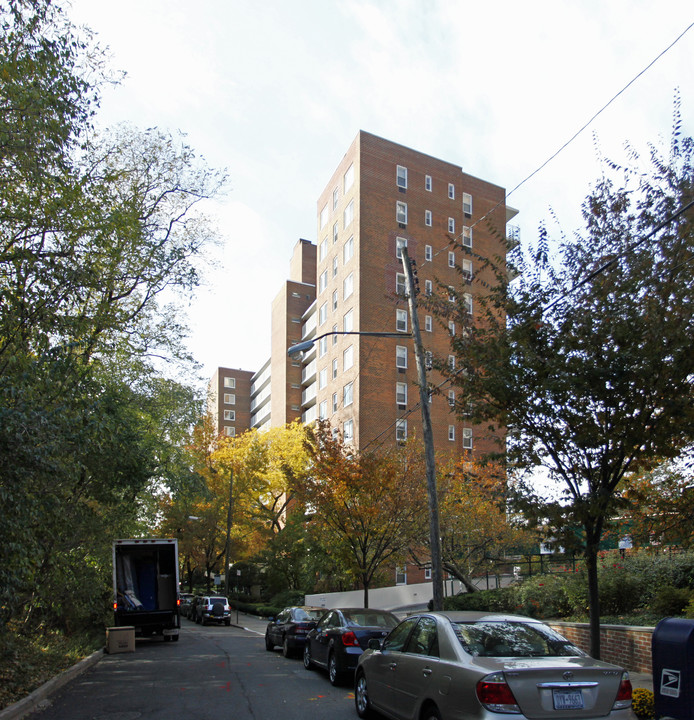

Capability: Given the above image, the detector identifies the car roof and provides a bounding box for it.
[422,610,542,623]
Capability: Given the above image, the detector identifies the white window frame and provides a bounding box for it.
[396,381,407,406]
[344,419,354,443]
[425,210,432,227]
[463,192,472,216]
[343,382,353,407]
[332,289,338,311]
[395,419,407,443]
[332,358,338,379]
[425,244,433,261]
[463,292,473,315]
[343,199,354,229]
[448,250,455,267]
[396,165,408,189]
[425,175,432,192]
[448,390,455,408]
[319,367,328,390]
[448,183,455,199]
[320,204,328,229]
[462,258,473,281]
[396,201,408,225]
[319,237,328,261]
[343,308,354,332]
[448,217,455,234]
[425,315,433,332]
[448,320,455,336]
[448,425,456,442]
[223,410,236,421]
[396,345,408,369]
[332,392,338,413]
[343,345,354,370]
[224,393,235,405]
[333,220,339,244]
[425,279,433,296]
[463,427,473,449]
[224,426,236,437]
[319,302,328,326]
[319,270,328,293]
[333,187,339,210]
[223,377,236,389]
[344,163,354,192]
[332,255,338,278]
[396,272,407,295]
[395,565,407,584]
[343,235,354,263]
[343,272,354,300]
[396,308,408,333]
[319,336,327,357]
[319,400,327,420]
[396,236,407,259]
[462,226,472,248]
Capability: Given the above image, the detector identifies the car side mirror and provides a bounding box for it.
[368,638,382,651]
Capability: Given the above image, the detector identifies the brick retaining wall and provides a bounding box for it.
[549,622,654,673]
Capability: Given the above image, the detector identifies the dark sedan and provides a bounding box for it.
[265,605,326,657]
[303,607,400,685]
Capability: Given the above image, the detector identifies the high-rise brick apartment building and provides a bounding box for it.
[210,131,517,456]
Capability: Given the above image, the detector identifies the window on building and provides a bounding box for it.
[332,392,338,413]
[463,293,473,315]
[462,258,473,281]
[463,427,473,449]
[396,236,407,259]
[448,354,456,370]
[396,309,408,333]
[332,323,338,345]
[319,400,327,420]
[332,255,338,278]
[343,344,354,370]
[396,419,407,443]
[425,279,433,296]
[319,302,328,326]
[448,286,456,302]
[319,368,327,389]
[463,192,472,216]
[343,235,354,263]
[448,390,455,408]
[425,175,432,192]
[395,565,407,584]
[396,272,407,295]
[425,315,433,332]
[343,308,353,332]
[425,209,432,226]
[319,237,328,261]
[224,393,235,404]
[344,199,354,229]
[333,220,339,244]
[344,419,354,443]
[224,426,236,437]
[332,289,338,311]
[343,272,354,300]
[448,250,455,267]
[319,336,327,357]
[320,204,328,229]
[396,201,407,225]
[396,345,408,369]
[396,165,407,189]
[448,183,455,199]
[448,217,455,234]
[333,187,339,210]
[223,377,236,389]
[343,382,353,407]
[448,320,455,336]
[319,270,327,293]
[448,425,455,441]
[462,226,472,248]
[425,244,433,261]
[424,566,432,580]
[344,163,354,192]
[332,358,338,380]
[396,382,407,406]
[223,410,236,421]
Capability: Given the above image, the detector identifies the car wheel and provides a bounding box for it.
[171,634,179,642]
[421,704,442,720]
[224,619,231,626]
[303,642,314,670]
[328,651,343,686]
[265,632,274,651]
[355,670,373,719]
[282,637,293,658]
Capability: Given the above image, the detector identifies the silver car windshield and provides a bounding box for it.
[453,621,585,658]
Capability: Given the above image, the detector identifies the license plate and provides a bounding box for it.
[553,689,584,710]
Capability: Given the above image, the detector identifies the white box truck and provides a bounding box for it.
[112,538,180,642]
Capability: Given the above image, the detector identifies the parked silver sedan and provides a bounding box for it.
[354,611,635,720]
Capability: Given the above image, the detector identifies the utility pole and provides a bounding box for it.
[223,468,234,598]
[400,246,444,611]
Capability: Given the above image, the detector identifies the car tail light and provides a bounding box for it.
[476,672,521,714]
[612,672,633,710]
[342,631,359,647]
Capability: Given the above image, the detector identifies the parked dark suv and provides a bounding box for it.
[192,596,231,626]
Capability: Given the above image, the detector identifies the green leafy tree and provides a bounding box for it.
[440,105,694,657]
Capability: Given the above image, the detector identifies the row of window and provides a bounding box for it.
[319,163,355,230]
[396,201,472,236]
[395,382,471,413]
[396,165,473,211]
[396,418,472,446]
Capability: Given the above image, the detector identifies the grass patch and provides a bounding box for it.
[0,624,103,711]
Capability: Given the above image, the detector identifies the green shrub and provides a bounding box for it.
[444,587,517,613]
[269,589,305,608]
[649,586,692,617]
[597,566,646,615]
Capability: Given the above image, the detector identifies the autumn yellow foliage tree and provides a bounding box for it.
[294,424,427,607]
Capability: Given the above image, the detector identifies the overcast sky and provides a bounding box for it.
[68,0,694,386]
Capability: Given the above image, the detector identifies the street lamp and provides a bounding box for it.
[288,331,410,357]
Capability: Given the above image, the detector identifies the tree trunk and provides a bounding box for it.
[363,577,369,608]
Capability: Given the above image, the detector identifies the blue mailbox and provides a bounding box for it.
[652,617,694,720]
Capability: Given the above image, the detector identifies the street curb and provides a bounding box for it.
[0,649,104,720]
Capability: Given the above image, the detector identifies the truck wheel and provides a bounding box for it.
[224,618,231,626]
